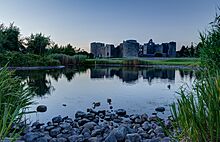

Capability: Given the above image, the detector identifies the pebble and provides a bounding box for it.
[18,108,173,142]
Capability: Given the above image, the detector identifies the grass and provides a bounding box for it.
[85,58,200,66]
[168,10,220,142]
[0,66,34,141]
[171,72,220,142]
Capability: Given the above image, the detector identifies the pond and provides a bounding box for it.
[15,66,196,123]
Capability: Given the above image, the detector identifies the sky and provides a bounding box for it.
[0,0,219,52]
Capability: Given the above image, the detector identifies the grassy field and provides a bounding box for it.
[85,58,200,66]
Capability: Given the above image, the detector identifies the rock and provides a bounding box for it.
[36,105,47,112]
[86,113,96,121]
[50,127,61,137]
[134,118,142,124]
[82,128,91,134]
[157,132,165,138]
[105,131,117,142]
[139,132,150,139]
[155,107,165,112]
[113,118,122,123]
[52,116,63,123]
[125,133,141,142]
[75,111,86,118]
[114,125,128,141]
[130,114,139,121]
[107,98,112,104]
[61,129,70,134]
[154,126,163,134]
[91,129,103,137]
[59,122,71,130]
[68,135,78,142]
[45,125,55,131]
[147,137,160,142]
[32,121,44,129]
[104,115,111,121]
[115,109,126,116]
[49,138,57,142]
[84,132,91,140]
[35,137,47,142]
[88,137,100,142]
[148,115,159,121]
[83,122,97,130]
[57,137,68,142]
[142,122,150,131]
[98,110,106,115]
[65,118,73,124]
[161,137,171,142]
[23,132,44,142]
[78,118,90,126]
[93,102,101,107]
[141,113,148,121]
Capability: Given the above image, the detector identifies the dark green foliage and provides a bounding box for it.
[0,52,60,67]
[0,23,22,52]
[199,11,220,70]
[26,33,50,55]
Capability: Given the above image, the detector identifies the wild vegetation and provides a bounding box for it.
[85,58,200,66]
[0,67,34,141]
[0,23,92,67]
[170,10,220,142]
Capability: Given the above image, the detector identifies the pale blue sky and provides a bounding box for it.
[0,0,219,51]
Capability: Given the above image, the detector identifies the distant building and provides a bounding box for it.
[122,40,140,58]
[90,38,176,58]
[142,39,176,57]
[90,42,105,58]
[91,42,115,58]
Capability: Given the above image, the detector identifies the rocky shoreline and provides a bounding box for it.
[16,107,174,142]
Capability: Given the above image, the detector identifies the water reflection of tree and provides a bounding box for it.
[15,67,89,97]
[179,69,195,81]
[15,70,53,97]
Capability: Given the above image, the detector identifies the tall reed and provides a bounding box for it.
[0,67,34,141]
[171,72,220,142]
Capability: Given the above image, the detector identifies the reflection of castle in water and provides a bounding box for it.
[15,67,195,97]
[90,67,176,84]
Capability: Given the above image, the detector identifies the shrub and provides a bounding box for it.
[0,52,60,67]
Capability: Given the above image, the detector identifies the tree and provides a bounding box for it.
[0,23,21,52]
[26,33,50,55]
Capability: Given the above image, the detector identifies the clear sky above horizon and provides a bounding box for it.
[0,0,219,51]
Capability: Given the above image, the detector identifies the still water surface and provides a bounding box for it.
[15,66,196,122]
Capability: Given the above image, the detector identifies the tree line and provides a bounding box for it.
[0,23,93,57]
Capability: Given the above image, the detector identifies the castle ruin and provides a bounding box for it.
[91,39,176,58]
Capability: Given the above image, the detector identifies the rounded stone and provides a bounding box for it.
[36,105,47,112]
[155,107,165,112]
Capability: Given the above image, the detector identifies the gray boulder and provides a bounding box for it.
[125,133,141,142]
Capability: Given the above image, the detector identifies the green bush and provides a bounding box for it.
[0,67,34,141]
[0,52,60,67]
